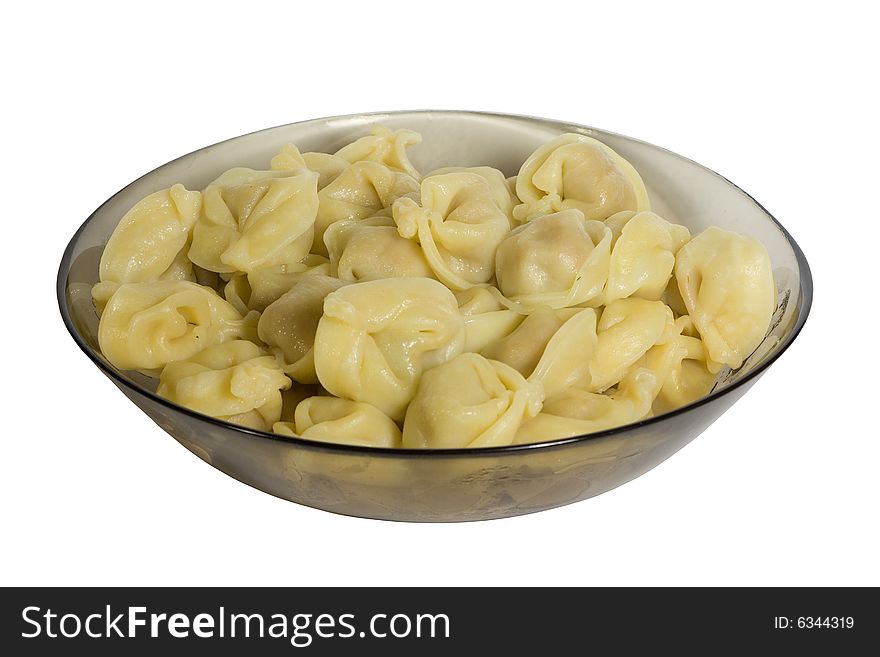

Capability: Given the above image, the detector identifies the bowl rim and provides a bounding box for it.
[56,109,814,457]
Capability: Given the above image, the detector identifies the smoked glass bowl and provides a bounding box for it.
[57,111,812,521]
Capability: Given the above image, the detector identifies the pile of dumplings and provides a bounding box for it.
[93,126,777,449]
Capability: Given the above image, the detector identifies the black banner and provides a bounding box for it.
[1,588,874,654]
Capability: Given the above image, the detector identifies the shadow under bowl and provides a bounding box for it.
[57,110,812,522]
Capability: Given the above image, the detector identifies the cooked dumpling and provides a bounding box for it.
[643,317,716,415]
[494,209,611,309]
[513,133,650,223]
[656,358,716,413]
[455,286,505,316]
[334,125,422,179]
[465,306,596,396]
[225,254,334,315]
[514,368,657,444]
[505,175,518,199]
[99,184,202,285]
[402,353,544,449]
[604,210,637,243]
[93,246,196,316]
[158,340,290,431]
[393,172,512,290]
[157,247,197,283]
[269,142,308,171]
[273,397,402,448]
[224,258,333,315]
[462,308,525,353]
[257,275,349,384]
[457,287,524,353]
[312,161,419,256]
[302,152,352,189]
[313,278,466,421]
[605,211,691,303]
[479,306,577,375]
[98,281,258,371]
[93,185,202,314]
[589,298,675,392]
[245,255,331,312]
[222,273,252,316]
[324,215,435,282]
[482,307,598,398]
[270,142,350,189]
[428,166,517,220]
[674,227,776,371]
[188,167,319,274]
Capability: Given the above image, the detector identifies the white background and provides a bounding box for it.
[2,1,877,586]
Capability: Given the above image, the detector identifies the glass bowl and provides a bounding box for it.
[57,110,812,522]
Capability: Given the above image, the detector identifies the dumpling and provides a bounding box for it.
[273,397,402,448]
[605,211,691,303]
[392,172,512,290]
[324,215,435,282]
[505,175,518,200]
[302,152,352,189]
[455,286,505,316]
[402,353,544,449]
[222,254,331,314]
[457,287,524,353]
[529,308,599,398]
[158,340,290,431]
[483,307,598,398]
[222,273,253,316]
[270,142,350,189]
[674,227,776,371]
[494,209,612,309]
[604,210,636,242]
[643,317,716,415]
[93,246,196,316]
[656,358,716,413]
[257,275,349,384]
[246,255,331,311]
[93,184,201,314]
[427,166,517,220]
[462,308,525,353]
[480,306,579,376]
[98,281,258,371]
[157,246,197,283]
[313,278,466,421]
[514,368,657,444]
[312,161,419,256]
[188,167,319,274]
[269,142,308,171]
[589,298,675,392]
[334,125,422,179]
[513,133,650,222]
[99,184,202,285]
